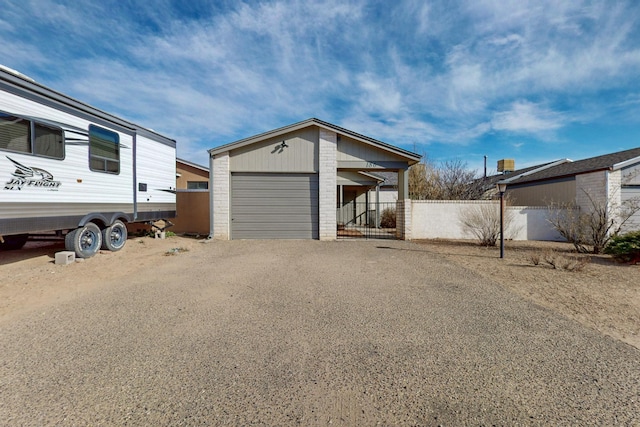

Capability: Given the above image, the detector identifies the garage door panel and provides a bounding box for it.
[233,212,317,221]
[232,198,318,209]
[231,173,319,239]
[231,205,318,214]
[233,222,318,231]
[232,181,319,190]
[232,195,317,206]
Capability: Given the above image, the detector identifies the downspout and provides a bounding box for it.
[207,152,214,239]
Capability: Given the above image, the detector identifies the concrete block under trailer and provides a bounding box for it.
[0,67,176,258]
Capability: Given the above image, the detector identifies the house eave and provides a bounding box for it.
[208,118,421,165]
[612,155,640,171]
[177,158,209,172]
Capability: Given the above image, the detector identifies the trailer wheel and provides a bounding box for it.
[65,223,102,258]
[0,234,29,251]
[101,220,127,251]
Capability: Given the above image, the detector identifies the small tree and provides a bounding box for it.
[548,189,640,254]
[459,200,517,246]
[409,157,485,200]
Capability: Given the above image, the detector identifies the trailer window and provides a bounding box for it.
[34,123,64,159]
[0,113,31,154]
[89,125,119,174]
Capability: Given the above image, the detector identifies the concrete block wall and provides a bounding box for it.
[212,152,230,240]
[411,200,565,241]
[319,129,337,240]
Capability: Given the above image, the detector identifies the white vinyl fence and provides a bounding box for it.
[411,200,565,241]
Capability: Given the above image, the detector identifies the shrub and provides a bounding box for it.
[528,249,590,272]
[459,201,518,247]
[379,208,396,228]
[528,251,542,266]
[604,231,640,263]
[547,189,640,254]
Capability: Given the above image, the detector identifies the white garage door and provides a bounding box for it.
[231,173,319,239]
[622,187,640,232]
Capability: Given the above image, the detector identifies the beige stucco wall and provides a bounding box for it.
[172,192,209,234]
[176,162,209,190]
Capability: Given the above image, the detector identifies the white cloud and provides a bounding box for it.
[490,101,565,134]
[2,0,640,166]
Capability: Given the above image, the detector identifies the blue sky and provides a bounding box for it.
[1,0,640,173]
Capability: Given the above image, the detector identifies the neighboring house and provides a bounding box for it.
[174,158,210,235]
[476,161,560,199]
[208,118,421,240]
[177,158,209,190]
[498,147,640,232]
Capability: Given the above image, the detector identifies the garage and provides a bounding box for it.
[208,118,421,241]
[231,173,319,239]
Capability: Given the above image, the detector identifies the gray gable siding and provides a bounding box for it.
[230,127,318,173]
[337,135,408,165]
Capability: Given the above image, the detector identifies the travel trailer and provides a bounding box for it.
[0,65,176,258]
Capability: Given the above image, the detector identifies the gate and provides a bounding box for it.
[336,201,397,240]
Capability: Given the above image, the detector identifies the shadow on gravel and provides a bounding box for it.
[0,241,64,266]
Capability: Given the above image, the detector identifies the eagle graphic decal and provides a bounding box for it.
[3,156,61,190]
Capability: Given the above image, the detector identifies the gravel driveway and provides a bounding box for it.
[1,239,639,425]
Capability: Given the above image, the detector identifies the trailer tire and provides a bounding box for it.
[0,234,28,251]
[65,223,102,258]
[101,220,127,251]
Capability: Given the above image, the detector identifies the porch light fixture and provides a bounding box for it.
[280,141,288,149]
[496,182,507,259]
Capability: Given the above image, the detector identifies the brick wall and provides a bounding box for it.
[395,199,412,240]
[318,129,337,240]
[212,152,230,240]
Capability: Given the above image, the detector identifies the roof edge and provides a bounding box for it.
[612,155,640,171]
[177,157,209,172]
[208,118,421,164]
[498,158,571,184]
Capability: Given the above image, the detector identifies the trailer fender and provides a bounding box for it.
[106,212,133,226]
[78,213,108,229]
[78,213,132,229]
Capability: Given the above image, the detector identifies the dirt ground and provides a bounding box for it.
[0,235,638,352]
[414,238,640,350]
